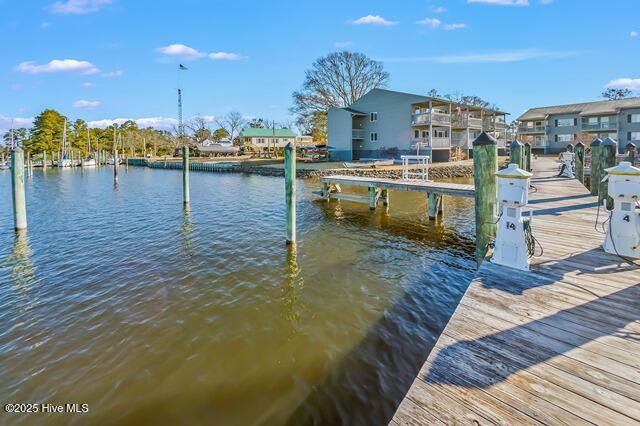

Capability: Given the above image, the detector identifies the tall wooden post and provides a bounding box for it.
[523,142,532,172]
[26,152,32,177]
[427,192,442,220]
[589,138,602,196]
[113,148,119,184]
[42,151,47,170]
[473,132,498,265]
[11,148,27,231]
[284,142,296,245]
[627,142,637,166]
[509,140,524,170]
[183,145,190,206]
[600,137,617,210]
[575,141,585,184]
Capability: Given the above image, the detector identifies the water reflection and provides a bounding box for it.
[281,245,306,335]
[181,206,195,258]
[1,230,36,292]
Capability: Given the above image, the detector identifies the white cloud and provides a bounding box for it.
[41,21,51,28]
[209,52,244,61]
[73,99,101,108]
[631,31,638,38]
[48,0,112,14]
[417,18,441,28]
[351,15,398,26]
[102,69,123,77]
[434,6,447,13]
[0,115,35,131]
[14,59,99,75]
[379,49,577,63]
[444,23,467,31]
[87,115,219,130]
[467,0,529,5]
[605,78,640,91]
[334,41,353,48]
[156,43,205,60]
[81,82,96,87]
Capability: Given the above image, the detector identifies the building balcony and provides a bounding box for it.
[452,116,483,129]
[581,122,617,131]
[411,111,451,126]
[519,125,546,133]
[352,129,365,139]
[411,137,450,149]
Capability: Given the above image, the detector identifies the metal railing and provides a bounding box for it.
[352,129,365,139]
[519,125,546,133]
[411,111,451,126]
[401,155,429,181]
[581,122,617,131]
[411,137,450,148]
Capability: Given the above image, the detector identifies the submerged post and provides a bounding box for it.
[589,138,602,195]
[284,142,296,245]
[575,141,585,184]
[627,142,637,166]
[509,140,524,170]
[473,132,498,265]
[524,142,532,172]
[11,148,27,231]
[183,145,190,206]
[600,137,618,210]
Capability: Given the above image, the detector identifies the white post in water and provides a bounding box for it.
[11,147,27,230]
[284,142,296,245]
[183,145,190,206]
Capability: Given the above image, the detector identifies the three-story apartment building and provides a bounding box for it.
[517,98,640,154]
[328,89,509,162]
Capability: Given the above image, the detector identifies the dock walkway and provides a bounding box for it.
[391,158,640,425]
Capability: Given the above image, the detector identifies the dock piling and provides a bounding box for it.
[183,146,190,206]
[627,142,636,166]
[524,142,532,172]
[589,138,602,195]
[509,140,524,170]
[600,137,617,210]
[113,147,119,184]
[473,132,498,265]
[11,148,27,231]
[284,142,296,245]
[575,142,585,184]
[427,192,442,220]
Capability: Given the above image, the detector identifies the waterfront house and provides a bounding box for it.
[327,88,509,162]
[240,128,297,152]
[518,98,640,154]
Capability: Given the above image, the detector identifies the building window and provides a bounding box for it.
[370,112,378,122]
[555,134,573,143]
[629,114,640,123]
[556,118,575,127]
[630,132,640,141]
[414,130,419,138]
[370,132,378,142]
[421,130,429,138]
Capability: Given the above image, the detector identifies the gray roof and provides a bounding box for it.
[343,107,367,115]
[518,97,640,121]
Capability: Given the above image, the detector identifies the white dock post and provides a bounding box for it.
[285,142,296,244]
[11,147,27,231]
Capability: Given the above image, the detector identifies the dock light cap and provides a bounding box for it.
[472,131,497,146]
[509,140,523,148]
[626,142,636,150]
[496,163,533,179]
[590,138,602,147]
[602,137,618,147]
[605,161,640,176]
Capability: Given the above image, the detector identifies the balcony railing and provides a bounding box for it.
[581,122,617,131]
[352,129,365,139]
[411,137,450,149]
[452,116,483,128]
[519,125,546,133]
[411,111,451,126]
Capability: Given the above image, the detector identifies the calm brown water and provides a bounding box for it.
[0,166,476,425]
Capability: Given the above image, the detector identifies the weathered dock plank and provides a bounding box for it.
[391,158,640,425]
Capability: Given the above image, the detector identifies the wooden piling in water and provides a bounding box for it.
[509,140,524,170]
[183,146,190,206]
[11,148,27,231]
[42,152,47,170]
[523,142,532,172]
[627,142,636,166]
[284,142,296,245]
[574,141,585,184]
[427,192,442,220]
[473,132,498,265]
[600,137,617,210]
[113,148,119,184]
[589,138,602,195]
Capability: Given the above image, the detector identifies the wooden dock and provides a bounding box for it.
[320,175,475,198]
[391,157,640,425]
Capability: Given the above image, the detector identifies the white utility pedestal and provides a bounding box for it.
[559,151,575,178]
[603,161,640,258]
[491,163,533,271]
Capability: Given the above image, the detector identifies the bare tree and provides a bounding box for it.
[290,51,389,134]
[216,111,246,142]
[186,116,212,143]
[602,88,632,100]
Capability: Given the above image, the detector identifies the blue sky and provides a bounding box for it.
[1,0,638,131]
